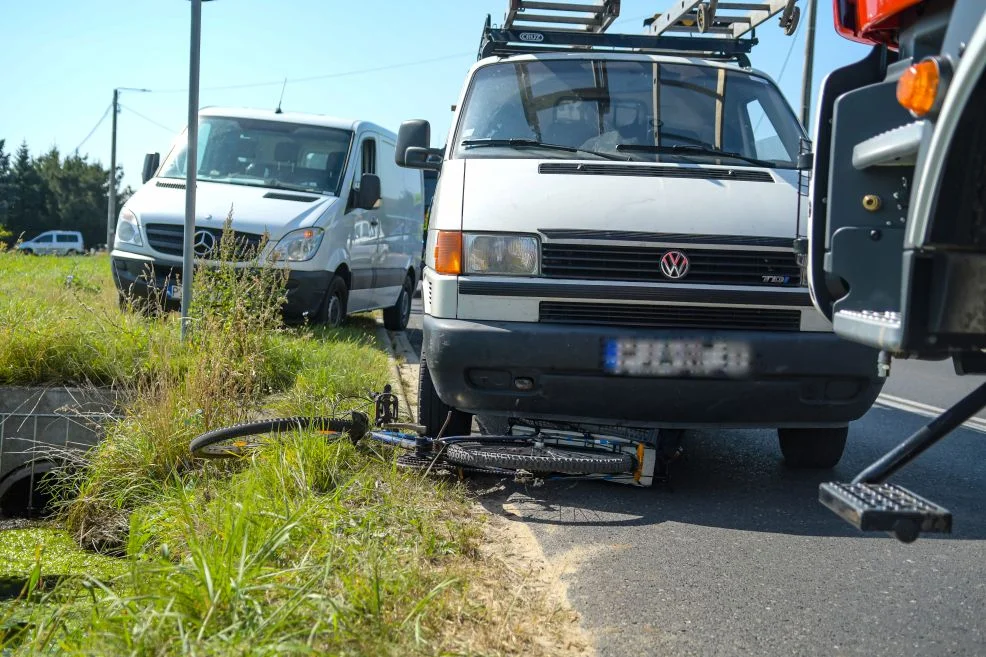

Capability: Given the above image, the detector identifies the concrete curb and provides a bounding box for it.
[374,323,420,422]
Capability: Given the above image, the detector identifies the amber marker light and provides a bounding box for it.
[434,230,463,275]
[897,59,942,117]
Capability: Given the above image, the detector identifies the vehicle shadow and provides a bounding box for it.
[470,408,986,540]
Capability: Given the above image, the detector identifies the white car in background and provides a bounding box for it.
[17,230,85,256]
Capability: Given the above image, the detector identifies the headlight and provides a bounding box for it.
[271,227,324,262]
[115,208,142,246]
[464,233,539,275]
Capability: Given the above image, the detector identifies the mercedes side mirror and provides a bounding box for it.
[142,152,160,184]
[358,173,381,210]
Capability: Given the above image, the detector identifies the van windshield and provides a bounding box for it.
[454,59,805,168]
[159,117,353,195]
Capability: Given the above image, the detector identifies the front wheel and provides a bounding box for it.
[777,427,849,469]
[316,276,348,328]
[418,356,473,438]
[383,273,413,331]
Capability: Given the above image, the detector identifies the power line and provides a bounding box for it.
[120,105,175,133]
[753,15,805,134]
[73,103,113,155]
[150,51,473,94]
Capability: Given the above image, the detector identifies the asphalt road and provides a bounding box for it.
[402,298,986,656]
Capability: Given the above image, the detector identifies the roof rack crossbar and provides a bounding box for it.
[478,19,756,63]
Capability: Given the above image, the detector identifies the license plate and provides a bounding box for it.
[167,284,182,301]
[602,338,752,377]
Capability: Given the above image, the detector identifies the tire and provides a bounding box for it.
[190,414,367,459]
[418,356,473,438]
[383,273,413,331]
[444,439,635,474]
[777,427,849,469]
[66,249,78,256]
[21,249,33,256]
[316,275,348,327]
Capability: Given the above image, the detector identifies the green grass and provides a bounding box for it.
[0,251,581,656]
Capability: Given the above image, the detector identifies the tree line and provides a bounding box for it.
[0,139,132,249]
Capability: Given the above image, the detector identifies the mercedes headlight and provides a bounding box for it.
[115,208,143,247]
[272,227,324,262]
[464,233,539,275]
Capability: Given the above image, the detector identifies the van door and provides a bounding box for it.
[344,135,381,312]
[374,138,414,308]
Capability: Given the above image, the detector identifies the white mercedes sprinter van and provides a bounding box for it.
[395,29,885,468]
[112,107,424,330]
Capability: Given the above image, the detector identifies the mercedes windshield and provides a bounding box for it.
[159,116,353,196]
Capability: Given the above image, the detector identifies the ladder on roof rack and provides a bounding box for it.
[644,0,801,39]
[503,0,621,33]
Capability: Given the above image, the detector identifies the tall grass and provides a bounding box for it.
[0,236,584,655]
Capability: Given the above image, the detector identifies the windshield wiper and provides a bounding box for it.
[266,179,323,193]
[461,138,627,161]
[616,144,775,168]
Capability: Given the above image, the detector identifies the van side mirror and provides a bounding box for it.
[797,151,813,171]
[396,120,442,171]
[358,173,381,210]
[142,152,160,183]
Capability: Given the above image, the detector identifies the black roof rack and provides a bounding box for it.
[478,15,755,65]
[476,1,806,66]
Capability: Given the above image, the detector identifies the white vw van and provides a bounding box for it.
[112,107,424,330]
[395,28,886,468]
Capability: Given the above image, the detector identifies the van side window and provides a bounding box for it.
[361,139,376,175]
[36,235,53,243]
[56,234,76,243]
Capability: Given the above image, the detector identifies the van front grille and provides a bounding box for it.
[145,223,265,260]
[541,243,802,287]
[539,301,802,332]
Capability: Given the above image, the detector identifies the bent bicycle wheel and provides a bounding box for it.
[443,438,634,475]
[190,414,366,459]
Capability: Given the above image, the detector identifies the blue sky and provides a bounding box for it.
[0,0,869,189]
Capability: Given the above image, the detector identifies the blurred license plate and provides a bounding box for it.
[602,338,751,377]
[167,284,182,301]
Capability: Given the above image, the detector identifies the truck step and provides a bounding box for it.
[819,482,952,543]
[852,121,927,169]
[832,309,903,351]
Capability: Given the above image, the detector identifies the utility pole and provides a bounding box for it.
[181,0,212,340]
[799,0,818,130]
[106,89,119,250]
[106,87,151,251]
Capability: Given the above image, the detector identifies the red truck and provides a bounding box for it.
[809,0,986,542]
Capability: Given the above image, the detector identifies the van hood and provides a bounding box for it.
[129,179,339,235]
[459,159,805,239]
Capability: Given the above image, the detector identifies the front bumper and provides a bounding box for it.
[110,252,329,318]
[423,316,885,428]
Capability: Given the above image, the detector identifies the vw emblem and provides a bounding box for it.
[660,250,690,279]
[192,230,216,258]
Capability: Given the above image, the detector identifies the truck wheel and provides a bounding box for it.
[317,276,348,327]
[777,427,849,469]
[419,356,473,438]
[383,273,413,331]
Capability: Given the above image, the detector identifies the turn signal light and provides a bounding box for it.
[434,230,463,275]
[897,59,941,117]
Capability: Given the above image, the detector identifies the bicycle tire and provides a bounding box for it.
[443,438,635,474]
[190,413,367,459]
